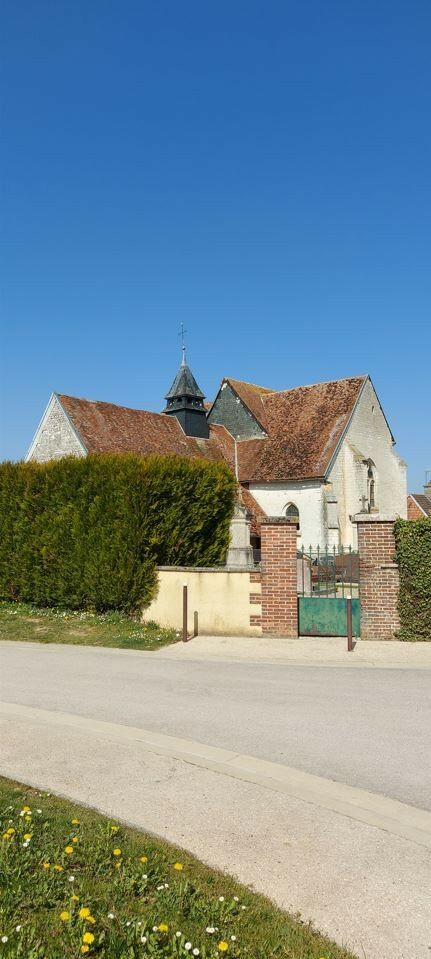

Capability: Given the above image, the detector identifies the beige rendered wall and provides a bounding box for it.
[142,567,262,636]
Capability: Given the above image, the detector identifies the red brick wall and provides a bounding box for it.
[356,518,400,640]
[260,519,298,637]
[407,496,426,521]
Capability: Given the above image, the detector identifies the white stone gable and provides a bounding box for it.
[26,394,87,463]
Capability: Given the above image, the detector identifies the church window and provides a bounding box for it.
[285,503,300,526]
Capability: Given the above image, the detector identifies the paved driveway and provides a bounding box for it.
[1,639,431,959]
[1,640,430,810]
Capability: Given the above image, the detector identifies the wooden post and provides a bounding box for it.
[346,596,353,652]
[193,610,199,637]
[182,584,188,642]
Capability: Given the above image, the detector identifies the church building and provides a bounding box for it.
[26,351,407,549]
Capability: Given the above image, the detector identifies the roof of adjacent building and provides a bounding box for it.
[230,375,367,482]
[408,493,431,516]
[57,394,223,462]
[221,378,274,431]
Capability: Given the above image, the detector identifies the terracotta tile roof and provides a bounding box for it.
[57,394,224,462]
[235,376,367,482]
[240,487,266,536]
[57,374,367,484]
[409,493,431,517]
[223,378,274,431]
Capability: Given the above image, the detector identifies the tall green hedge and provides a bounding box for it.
[0,454,236,614]
[394,516,431,641]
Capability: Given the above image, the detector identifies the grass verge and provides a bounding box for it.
[0,778,356,959]
[0,602,179,651]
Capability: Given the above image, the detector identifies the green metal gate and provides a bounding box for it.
[298,596,360,636]
[298,546,360,637]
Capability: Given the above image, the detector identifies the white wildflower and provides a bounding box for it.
[231,935,237,941]
[152,925,158,932]
[68,875,75,882]
[206,927,215,934]
[233,896,239,902]
[176,931,182,937]
[1,937,8,944]
[185,945,192,952]
[140,936,147,944]
[108,913,114,919]
[218,896,225,902]
[193,949,200,956]
[15,926,22,932]
[142,873,148,879]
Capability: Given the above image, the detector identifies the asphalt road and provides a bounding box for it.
[1,641,430,810]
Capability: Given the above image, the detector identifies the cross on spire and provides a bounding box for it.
[178,323,188,366]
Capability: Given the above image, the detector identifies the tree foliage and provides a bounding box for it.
[0,454,236,613]
[394,516,431,641]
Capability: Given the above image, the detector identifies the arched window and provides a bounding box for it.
[285,503,300,526]
[366,459,377,511]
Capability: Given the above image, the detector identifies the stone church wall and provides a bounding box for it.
[26,394,86,463]
[327,379,407,545]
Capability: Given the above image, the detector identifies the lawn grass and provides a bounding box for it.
[0,778,356,959]
[0,601,179,652]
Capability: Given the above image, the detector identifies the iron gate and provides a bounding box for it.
[298,545,360,637]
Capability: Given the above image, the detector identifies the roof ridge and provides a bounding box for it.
[262,374,368,398]
[58,393,170,420]
[224,377,275,393]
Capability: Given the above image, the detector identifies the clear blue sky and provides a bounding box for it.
[1,0,430,489]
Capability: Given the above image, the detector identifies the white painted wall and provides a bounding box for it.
[248,481,324,548]
[26,394,86,462]
[326,378,407,545]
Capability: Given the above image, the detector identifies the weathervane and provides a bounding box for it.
[178,322,188,365]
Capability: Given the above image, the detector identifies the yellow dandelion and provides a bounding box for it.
[64,845,74,855]
[71,819,80,825]
[79,907,91,919]
[158,923,169,932]
[173,862,183,871]
[112,847,121,857]
[82,932,95,944]
[22,805,31,813]
[87,916,96,925]
[71,895,79,902]
[139,855,148,863]
[59,911,70,922]
[23,833,32,841]
[110,825,119,832]
[72,836,79,844]
[218,943,229,953]
[81,948,89,955]
[54,864,64,872]
[42,862,50,870]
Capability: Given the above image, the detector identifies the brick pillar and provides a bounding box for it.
[260,518,298,637]
[354,514,400,640]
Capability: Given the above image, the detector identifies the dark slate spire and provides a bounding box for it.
[163,347,209,438]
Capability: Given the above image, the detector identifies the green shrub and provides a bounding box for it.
[0,455,236,614]
[394,516,431,641]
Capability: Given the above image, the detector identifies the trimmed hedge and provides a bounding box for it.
[394,516,431,641]
[0,455,236,614]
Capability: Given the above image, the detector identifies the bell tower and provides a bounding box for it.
[163,345,210,439]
